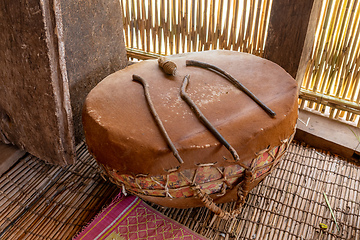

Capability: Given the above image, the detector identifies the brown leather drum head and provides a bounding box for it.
[82,50,298,176]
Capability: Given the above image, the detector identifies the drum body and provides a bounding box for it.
[82,50,298,216]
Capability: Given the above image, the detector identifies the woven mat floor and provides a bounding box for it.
[0,142,359,240]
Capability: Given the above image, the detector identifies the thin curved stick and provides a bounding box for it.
[132,74,184,164]
[186,60,276,118]
[180,74,243,164]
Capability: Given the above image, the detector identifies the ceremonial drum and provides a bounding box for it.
[82,50,298,219]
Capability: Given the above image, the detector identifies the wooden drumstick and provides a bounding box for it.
[132,74,184,164]
[181,74,246,165]
[186,60,276,118]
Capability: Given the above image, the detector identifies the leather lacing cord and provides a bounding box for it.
[190,133,294,220]
[101,131,294,220]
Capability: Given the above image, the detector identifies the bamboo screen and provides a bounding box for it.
[299,0,360,127]
[120,0,273,59]
[120,0,360,127]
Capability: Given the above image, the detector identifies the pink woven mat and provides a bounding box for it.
[73,193,207,240]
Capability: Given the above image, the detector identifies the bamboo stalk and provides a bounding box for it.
[215,0,224,50]
[327,1,351,118]
[202,0,209,51]
[340,3,360,102]
[140,0,146,51]
[316,66,331,112]
[159,0,165,55]
[299,89,360,115]
[341,66,355,102]
[258,0,269,56]
[247,0,256,53]
[252,0,262,55]
[335,0,355,63]
[207,0,215,50]
[313,0,340,95]
[196,0,202,51]
[154,0,159,53]
[183,0,188,52]
[305,0,331,94]
[165,0,170,55]
[173,0,180,54]
[133,0,141,48]
[187,0,193,52]
[238,0,247,51]
[347,1,360,62]
[308,51,327,109]
[350,65,360,103]
[135,0,142,51]
[228,0,239,50]
[221,0,231,49]
[152,0,157,53]
[182,0,187,52]
[120,1,129,48]
[326,0,347,65]
[146,0,151,52]
[131,0,137,49]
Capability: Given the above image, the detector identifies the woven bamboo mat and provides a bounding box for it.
[0,143,119,240]
[148,143,360,240]
[0,142,359,239]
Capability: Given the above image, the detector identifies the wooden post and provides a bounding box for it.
[0,0,127,165]
[264,0,316,79]
[296,0,324,91]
